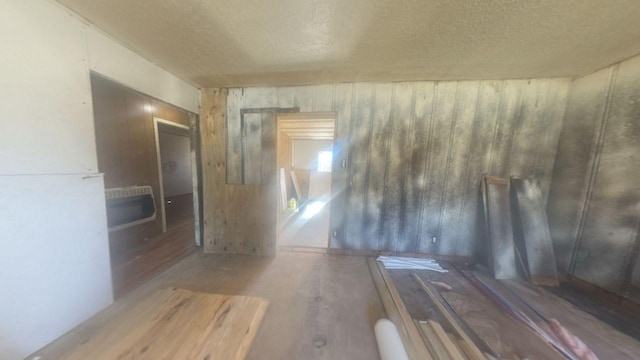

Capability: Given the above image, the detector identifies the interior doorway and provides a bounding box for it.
[154,119,195,233]
[276,113,336,249]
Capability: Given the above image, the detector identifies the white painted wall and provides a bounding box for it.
[292,140,333,169]
[0,1,199,358]
[293,140,333,201]
[0,175,113,359]
[86,27,199,113]
[159,131,193,197]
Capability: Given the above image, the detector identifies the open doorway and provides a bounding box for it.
[276,113,335,249]
[154,119,195,233]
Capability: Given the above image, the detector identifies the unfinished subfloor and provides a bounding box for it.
[34,251,384,360]
[279,203,331,249]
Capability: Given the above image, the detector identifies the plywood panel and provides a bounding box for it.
[511,177,559,286]
[202,89,277,255]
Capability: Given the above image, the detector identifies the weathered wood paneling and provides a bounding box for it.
[207,78,569,256]
[329,84,354,248]
[202,89,277,255]
[344,84,374,250]
[547,68,614,273]
[548,54,640,297]
[382,83,414,252]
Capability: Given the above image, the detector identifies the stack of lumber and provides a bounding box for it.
[369,258,489,360]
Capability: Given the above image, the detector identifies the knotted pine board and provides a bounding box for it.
[61,288,269,360]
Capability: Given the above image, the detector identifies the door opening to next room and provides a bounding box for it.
[277,113,335,249]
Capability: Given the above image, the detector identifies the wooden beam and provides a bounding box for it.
[415,320,449,359]
[369,259,433,360]
[413,274,487,360]
[427,320,466,360]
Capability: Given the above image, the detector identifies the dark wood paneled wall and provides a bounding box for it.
[548,55,640,297]
[203,79,569,256]
[91,74,196,295]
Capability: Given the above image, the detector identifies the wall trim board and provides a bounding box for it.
[189,113,204,247]
[153,117,190,233]
[568,65,619,274]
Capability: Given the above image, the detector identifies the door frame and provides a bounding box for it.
[275,112,336,249]
[152,118,198,242]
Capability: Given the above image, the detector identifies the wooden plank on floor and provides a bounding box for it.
[369,259,433,360]
[413,274,487,360]
[290,170,302,200]
[61,288,269,360]
[427,320,466,360]
[482,176,517,279]
[415,320,450,360]
[510,177,559,286]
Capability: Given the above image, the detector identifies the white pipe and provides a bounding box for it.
[374,319,410,360]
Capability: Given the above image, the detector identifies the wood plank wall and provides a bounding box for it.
[203,79,570,256]
[201,89,278,255]
[548,54,640,297]
[91,73,192,255]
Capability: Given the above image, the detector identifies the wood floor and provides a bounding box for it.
[110,194,197,298]
[34,251,384,360]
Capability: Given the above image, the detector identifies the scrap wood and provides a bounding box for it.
[510,177,559,286]
[452,265,581,360]
[368,258,433,360]
[427,320,466,360]
[415,320,450,360]
[413,274,489,360]
[481,175,518,280]
[549,319,598,360]
[290,170,302,200]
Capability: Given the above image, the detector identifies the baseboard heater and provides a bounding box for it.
[105,185,157,232]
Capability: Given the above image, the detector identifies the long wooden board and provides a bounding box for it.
[61,288,269,360]
[510,177,559,286]
[368,259,433,360]
[482,176,518,279]
[413,274,487,360]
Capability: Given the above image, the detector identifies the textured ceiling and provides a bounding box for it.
[56,0,640,88]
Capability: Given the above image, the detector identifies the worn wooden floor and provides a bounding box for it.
[34,251,384,360]
[279,202,330,248]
